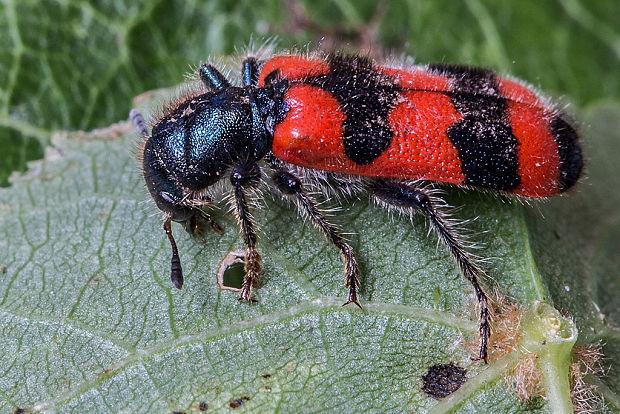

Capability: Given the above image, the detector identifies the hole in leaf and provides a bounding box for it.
[216,249,246,292]
[222,262,244,289]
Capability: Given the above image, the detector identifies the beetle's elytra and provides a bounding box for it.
[131,53,582,362]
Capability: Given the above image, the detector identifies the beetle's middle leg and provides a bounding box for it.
[268,158,361,308]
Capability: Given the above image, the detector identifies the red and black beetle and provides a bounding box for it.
[131,53,582,361]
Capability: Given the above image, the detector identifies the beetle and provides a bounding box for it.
[130,53,582,361]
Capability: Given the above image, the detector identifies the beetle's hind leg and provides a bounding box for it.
[372,180,490,362]
[267,158,361,308]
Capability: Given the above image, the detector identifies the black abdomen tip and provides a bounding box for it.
[551,116,583,192]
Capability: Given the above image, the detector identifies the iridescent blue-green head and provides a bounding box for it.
[141,87,270,222]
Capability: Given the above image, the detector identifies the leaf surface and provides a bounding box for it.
[0,97,618,412]
[1,1,620,412]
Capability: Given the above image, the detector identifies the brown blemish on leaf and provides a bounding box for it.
[508,352,544,401]
[229,396,250,409]
[570,343,606,414]
[477,293,607,411]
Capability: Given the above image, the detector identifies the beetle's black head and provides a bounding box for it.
[142,87,270,221]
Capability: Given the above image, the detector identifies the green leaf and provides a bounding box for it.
[1,0,619,412]
[1,85,619,412]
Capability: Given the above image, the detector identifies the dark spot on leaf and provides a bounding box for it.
[13,409,27,414]
[422,363,467,399]
[261,374,272,379]
[199,401,209,411]
[1,264,6,273]
[229,396,250,409]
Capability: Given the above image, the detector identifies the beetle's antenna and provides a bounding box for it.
[163,218,183,289]
[130,109,149,138]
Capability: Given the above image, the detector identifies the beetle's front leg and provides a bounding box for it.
[184,210,224,236]
[230,161,262,302]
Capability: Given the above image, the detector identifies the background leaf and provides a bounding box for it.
[0,0,619,413]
